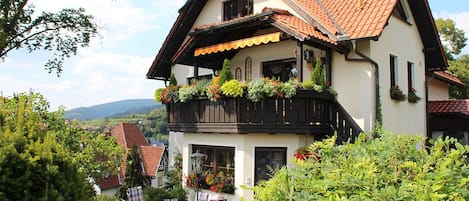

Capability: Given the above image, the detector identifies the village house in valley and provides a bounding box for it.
[146,0,466,200]
[96,123,167,196]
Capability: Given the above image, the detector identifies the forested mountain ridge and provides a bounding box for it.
[65,99,162,120]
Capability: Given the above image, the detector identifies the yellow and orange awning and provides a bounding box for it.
[194,32,282,57]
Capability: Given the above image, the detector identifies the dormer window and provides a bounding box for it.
[223,0,253,21]
[392,0,411,24]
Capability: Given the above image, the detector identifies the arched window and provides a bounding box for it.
[245,57,252,81]
[235,67,242,81]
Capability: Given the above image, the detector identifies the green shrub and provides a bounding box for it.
[169,73,178,86]
[219,59,233,86]
[281,79,298,99]
[246,79,265,102]
[178,84,197,102]
[301,80,314,89]
[251,133,469,201]
[143,187,170,201]
[220,79,244,97]
[154,88,164,103]
[311,58,325,87]
[94,194,120,201]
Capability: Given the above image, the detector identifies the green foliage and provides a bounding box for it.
[219,59,233,86]
[390,86,406,101]
[301,80,314,89]
[220,79,244,97]
[251,133,469,201]
[0,92,96,200]
[311,58,326,89]
[154,88,165,103]
[178,84,197,102]
[246,79,266,102]
[448,55,469,99]
[281,79,298,99]
[118,143,146,200]
[435,18,467,60]
[94,194,121,201]
[0,2,98,75]
[169,73,178,86]
[143,187,171,201]
[407,90,421,103]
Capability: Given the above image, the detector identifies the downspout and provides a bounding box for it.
[345,40,382,128]
[425,74,434,139]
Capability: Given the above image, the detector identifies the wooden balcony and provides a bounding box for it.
[167,90,362,143]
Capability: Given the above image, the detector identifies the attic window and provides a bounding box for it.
[392,0,408,22]
[223,0,253,21]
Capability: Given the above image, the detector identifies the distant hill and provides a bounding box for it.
[65,99,163,120]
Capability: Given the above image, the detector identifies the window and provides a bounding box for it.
[245,57,252,81]
[223,0,253,21]
[254,147,286,184]
[191,145,235,176]
[390,55,398,87]
[393,0,408,21]
[407,62,414,92]
[263,58,296,82]
[235,67,242,81]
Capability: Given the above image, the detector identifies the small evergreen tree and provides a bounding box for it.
[169,73,178,86]
[311,58,325,87]
[219,59,233,86]
[118,143,145,199]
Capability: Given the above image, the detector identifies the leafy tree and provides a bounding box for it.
[448,55,469,99]
[118,143,145,199]
[48,110,123,179]
[0,0,98,75]
[251,133,469,200]
[435,18,467,61]
[0,92,95,200]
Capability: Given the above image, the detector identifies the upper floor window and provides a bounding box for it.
[262,58,296,82]
[223,0,253,21]
[390,55,398,87]
[407,62,415,91]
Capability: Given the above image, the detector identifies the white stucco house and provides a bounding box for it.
[146,0,463,200]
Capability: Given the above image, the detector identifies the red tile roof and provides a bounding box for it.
[192,8,336,46]
[140,146,165,177]
[429,99,469,116]
[288,0,340,36]
[319,0,397,39]
[271,11,336,44]
[111,123,149,150]
[433,71,465,87]
[98,123,159,190]
[96,175,120,190]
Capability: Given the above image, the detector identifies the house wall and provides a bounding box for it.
[369,14,426,136]
[428,78,450,100]
[332,40,375,132]
[193,0,302,28]
[100,187,119,197]
[171,64,213,85]
[180,132,314,201]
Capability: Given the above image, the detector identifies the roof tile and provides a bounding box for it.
[140,146,165,177]
[429,99,469,116]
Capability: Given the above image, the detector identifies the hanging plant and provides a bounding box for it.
[390,86,406,101]
[408,88,421,103]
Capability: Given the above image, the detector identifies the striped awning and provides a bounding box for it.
[194,32,282,57]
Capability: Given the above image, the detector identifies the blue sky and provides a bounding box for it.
[0,0,468,111]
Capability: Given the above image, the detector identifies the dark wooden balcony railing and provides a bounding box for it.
[167,90,362,143]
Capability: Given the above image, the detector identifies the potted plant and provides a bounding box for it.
[390,86,406,101]
[408,88,421,103]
